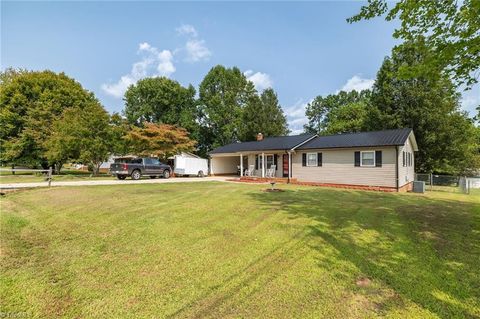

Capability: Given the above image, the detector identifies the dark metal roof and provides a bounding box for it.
[209,134,315,154]
[297,128,413,150]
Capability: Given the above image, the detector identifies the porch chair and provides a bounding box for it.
[266,165,276,178]
[245,165,255,176]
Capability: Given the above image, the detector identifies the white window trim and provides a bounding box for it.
[306,152,318,167]
[259,154,274,169]
[360,151,376,167]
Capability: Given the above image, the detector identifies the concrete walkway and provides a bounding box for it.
[0,176,232,189]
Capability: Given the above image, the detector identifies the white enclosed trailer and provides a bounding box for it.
[172,153,209,177]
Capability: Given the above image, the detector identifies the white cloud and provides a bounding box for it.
[101,42,175,98]
[176,24,211,63]
[176,24,198,38]
[340,75,374,92]
[185,39,212,62]
[283,99,311,135]
[244,70,273,91]
[460,85,479,117]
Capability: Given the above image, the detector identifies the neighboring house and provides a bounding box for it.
[209,128,418,192]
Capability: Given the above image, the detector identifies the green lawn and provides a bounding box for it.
[1,183,479,318]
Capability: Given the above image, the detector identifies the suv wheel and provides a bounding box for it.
[131,170,141,180]
[163,170,171,179]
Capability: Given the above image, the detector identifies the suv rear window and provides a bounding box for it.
[115,158,142,164]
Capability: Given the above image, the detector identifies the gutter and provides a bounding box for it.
[395,146,399,192]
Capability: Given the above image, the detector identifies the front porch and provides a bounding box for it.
[210,151,293,179]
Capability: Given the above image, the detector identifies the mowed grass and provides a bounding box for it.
[1,183,479,318]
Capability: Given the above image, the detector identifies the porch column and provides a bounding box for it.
[288,152,292,179]
[239,154,243,177]
[262,152,265,177]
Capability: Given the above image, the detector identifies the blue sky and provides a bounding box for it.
[2,1,478,134]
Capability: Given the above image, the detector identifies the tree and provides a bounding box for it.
[109,112,131,156]
[124,77,198,136]
[304,90,371,134]
[324,101,370,135]
[198,65,256,151]
[46,102,114,175]
[0,69,98,167]
[125,122,196,159]
[348,0,480,88]
[370,39,479,174]
[242,88,289,140]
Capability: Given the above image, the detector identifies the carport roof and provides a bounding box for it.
[209,134,316,154]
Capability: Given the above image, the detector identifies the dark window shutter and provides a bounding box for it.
[403,151,405,167]
[255,155,258,170]
[274,154,278,169]
[354,151,360,167]
[375,151,382,167]
[302,153,307,167]
[317,153,322,166]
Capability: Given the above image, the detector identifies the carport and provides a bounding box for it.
[210,153,247,176]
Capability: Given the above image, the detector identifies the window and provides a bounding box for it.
[258,154,275,169]
[306,153,317,166]
[361,151,375,166]
[266,155,274,169]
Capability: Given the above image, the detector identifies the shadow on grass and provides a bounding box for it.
[248,188,480,318]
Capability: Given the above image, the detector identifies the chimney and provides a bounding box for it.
[256,133,264,141]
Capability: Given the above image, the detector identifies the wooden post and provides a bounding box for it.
[262,153,265,178]
[239,154,243,177]
[430,173,433,191]
[48,167,52,187]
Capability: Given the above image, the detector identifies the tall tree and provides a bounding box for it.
[370,39,479,174]
[304,90,371,134]
[0,69,98,167]
[348,0,480,88]
[46,102,114,175]
[198,65,255,151]
[126,122,196,160]
[242,88,289,140]
[124,77,198,136]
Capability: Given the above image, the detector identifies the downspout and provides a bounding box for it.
[395,146,399,192]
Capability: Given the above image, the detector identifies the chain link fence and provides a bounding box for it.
[414,173,480,194]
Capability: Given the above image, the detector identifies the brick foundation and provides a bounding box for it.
[239,176,297,184]
[291,181,398,192]
[398,182,413,192]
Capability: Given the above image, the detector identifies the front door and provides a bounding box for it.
[283,154,289,177]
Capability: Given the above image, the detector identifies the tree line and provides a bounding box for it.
[0,66,289,174]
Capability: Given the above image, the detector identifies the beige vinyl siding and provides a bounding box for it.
[292,147,397,187]
[398,135,415,186]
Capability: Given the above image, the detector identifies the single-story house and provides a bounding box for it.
[209,128,418,192]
